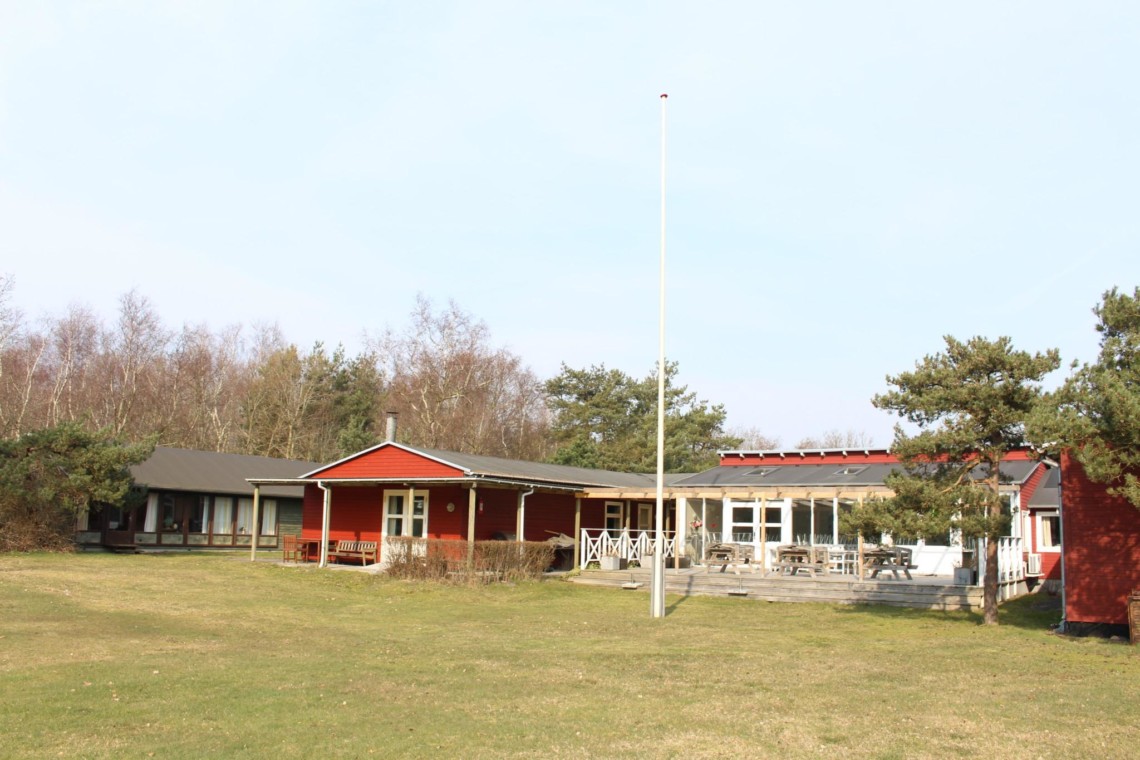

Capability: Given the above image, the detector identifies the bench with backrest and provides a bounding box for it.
[328,540,379,566]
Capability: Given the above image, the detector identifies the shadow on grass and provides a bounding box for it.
[829,591,1063,632]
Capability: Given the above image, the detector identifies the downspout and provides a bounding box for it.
[517,487,534,541]
[318,480,331,568]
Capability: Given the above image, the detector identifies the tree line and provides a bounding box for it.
[0,280,749,471]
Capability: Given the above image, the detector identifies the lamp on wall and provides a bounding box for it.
[446,502,455,513]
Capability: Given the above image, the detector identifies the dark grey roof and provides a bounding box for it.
[1028,466,1060,508]
[675,460,1040,489]
[415,447,690,490]
[131,447,321,499]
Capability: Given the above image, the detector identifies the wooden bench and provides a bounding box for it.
[328,540,379,566]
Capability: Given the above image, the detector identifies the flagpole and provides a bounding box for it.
[651,93,668,619]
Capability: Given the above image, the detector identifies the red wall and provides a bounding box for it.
[1061,451,1140,625]
[309,445,464,479]
[301,484,383,542]
[719,448,1038,467]
[300,482,604,548]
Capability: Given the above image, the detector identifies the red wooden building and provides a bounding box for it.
[1059,450,1140,634]
[260,442,677,567]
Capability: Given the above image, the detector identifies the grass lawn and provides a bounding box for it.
[1,553,1137,759]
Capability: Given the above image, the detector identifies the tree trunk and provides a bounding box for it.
[982,467,1001,625]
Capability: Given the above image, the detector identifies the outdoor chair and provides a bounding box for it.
[282,535,305,562]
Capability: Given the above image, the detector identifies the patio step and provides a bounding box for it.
[570,569,985,612]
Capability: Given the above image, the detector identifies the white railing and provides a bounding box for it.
[580,528,677,565]
[976,536,1025,601]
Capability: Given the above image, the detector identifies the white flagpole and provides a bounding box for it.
[651,93,668,619]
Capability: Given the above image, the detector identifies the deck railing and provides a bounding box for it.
[580,528,677,565]
[975,536,1025,600]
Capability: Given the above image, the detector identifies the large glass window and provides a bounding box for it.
[213,497,233,535]
[260,499,278,536]
[236,498,254,534]
[731,506,754,542]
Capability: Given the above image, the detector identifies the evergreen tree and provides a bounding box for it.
[1030,286,1140,508]
[0,423,153,551]
[545,361,740,473]
[868,335,1060,624]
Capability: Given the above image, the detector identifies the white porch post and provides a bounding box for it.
[809,497,815,544]
[832,496,839,545]
[467,487,477,569]
[319,482,331,568]
[760,496,768,572]
[721,496,729,542]
[675,496,687,569]
[249,485,261,562]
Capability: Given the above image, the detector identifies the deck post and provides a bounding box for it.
[319,482,331,568]
[674,496,686,569]
[573,497,581,570]
[249,485,261,562]
[760,496,768,572]
[467,487,477,570]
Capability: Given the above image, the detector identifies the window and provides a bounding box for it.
[236,498,254,534]
[604,502,622,533]
[384,490,428,538]
[835,466,867,476]
[748,467,776,477]
[1038,512,1061,551]
[260,499,278,536]
[213,497,233,535]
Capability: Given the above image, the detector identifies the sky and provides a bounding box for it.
[2,2,1139,449]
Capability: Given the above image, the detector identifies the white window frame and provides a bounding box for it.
[1036,511,1061,553]
[604,502,623,533]
[637,503,653,531]
[382,489,429,540]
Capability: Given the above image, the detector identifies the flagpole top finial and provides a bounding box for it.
[660,93,668,99]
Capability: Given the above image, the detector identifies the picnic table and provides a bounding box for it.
[863,547,914,580]
[771,545,828,577]
[704,542,756,573]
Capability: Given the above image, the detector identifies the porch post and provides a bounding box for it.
[760,496,768,572]
[516,490,524,541]
[249,485,261,562]
[832,496,839,545]
[809,497,815,545]
[857,496,865,580]
[674,496,686,569]
[319,482,331,568]
[467,487,477,570]
[721,496,729,542]
[573,497,581,570]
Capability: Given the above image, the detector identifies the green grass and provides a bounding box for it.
[1,553,1136,759]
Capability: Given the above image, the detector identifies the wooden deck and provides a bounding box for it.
[569,567,984,612]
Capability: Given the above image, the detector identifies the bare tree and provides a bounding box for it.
[727,426,781,451]
[795,428,876,450]
[373,296,550,459]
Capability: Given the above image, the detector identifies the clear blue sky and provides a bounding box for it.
[2,2,1138,447]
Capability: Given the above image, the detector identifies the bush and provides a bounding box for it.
[383,537,555,584]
